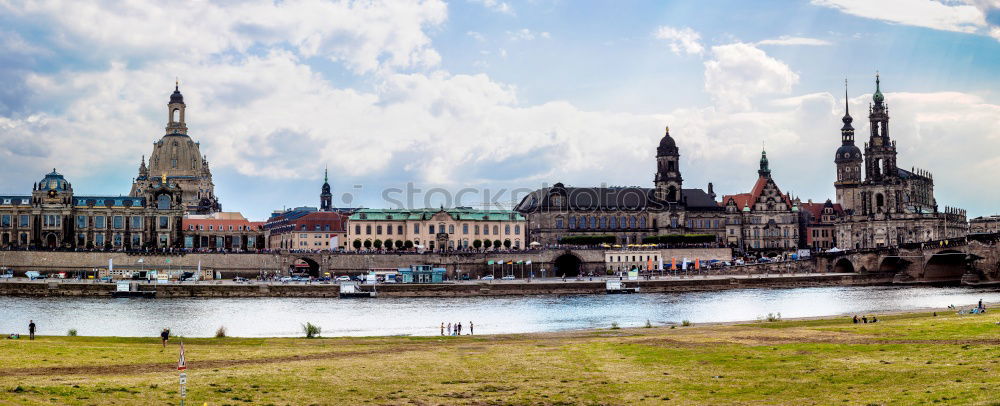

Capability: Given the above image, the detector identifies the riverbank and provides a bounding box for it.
[2,309,997,404]
[0,271,893,298]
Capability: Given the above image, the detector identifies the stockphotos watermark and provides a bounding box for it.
[331,182,667,212]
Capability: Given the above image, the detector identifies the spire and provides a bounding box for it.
[758,148,771,178]
[872,71,884,104]
[324,166,329,183]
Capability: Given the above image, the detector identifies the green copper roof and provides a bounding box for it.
[873,73,884,103]
[349,208,524,222]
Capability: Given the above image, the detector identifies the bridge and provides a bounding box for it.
[814,233,1000,285]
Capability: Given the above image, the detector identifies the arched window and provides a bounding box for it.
[156,194,171,210]
[569,216,577,229]
[514,225,520,234]
[555,217,564,228]
[448,224,455,234]
[609,216,617,228]
[629,216,637,228]
[639,216,646,228]
[493,225,499,235]
[365,225,372,234]
[504,225,510,234]
[600,216,607,229]
[589,216,596,229]
[376,225,382,234]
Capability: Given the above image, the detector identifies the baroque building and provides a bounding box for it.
[346,208,527,251]
[0,169,185,249]
[721,150,800,254]
[834,75,967,248]
[515,127,724,245]
[130,83,221,214]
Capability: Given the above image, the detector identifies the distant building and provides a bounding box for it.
[798,200,845,250]
[516,127,724,245]
[346,207,527,251]
[721,150,800,254]
[0,169,185,249]
[264,209,349,250]
[130,83,221,214]
[969,215,1000,234]
[833,75,967,248]
[182,212,265,251]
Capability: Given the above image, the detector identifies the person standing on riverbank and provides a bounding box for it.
[469,321,474,335]
[440,322,444,336]
[28,320,35,340]
[447,323,452,336]
[160,328,170,348]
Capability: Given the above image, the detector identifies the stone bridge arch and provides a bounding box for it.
[832,257,855,273]
[921,249,968,282]
[282,255,325,277]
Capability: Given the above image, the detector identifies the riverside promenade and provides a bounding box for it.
[0,271,890,298]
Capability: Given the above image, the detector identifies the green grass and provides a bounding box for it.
[1,311,998,405]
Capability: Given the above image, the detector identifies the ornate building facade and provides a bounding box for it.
[346,208,527,251]
[0,169,185,249]
[721,150,800,253]
[515,127,724,245]
[834,76,967,248]
[130,84,221,214]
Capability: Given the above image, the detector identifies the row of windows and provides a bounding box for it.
[75,215,143,230]
[351,238,523,250]
[608,255,660,263]
[353,223,521,236]
[0,215,29,228]
[686,219,721,229]
[562,215,648,230]
[187,224,257,232]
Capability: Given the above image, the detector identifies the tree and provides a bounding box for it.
[404,240,414,249]
[373,239,383,249]
[503,239,512,249]
[384,239,393,250]
[363,240,372,249]
[483,239,492,250]
[473,239,482,250]
[559,235,617,245]
[353,239,362,250]
[394,240,404,249]
[493,240,502,250]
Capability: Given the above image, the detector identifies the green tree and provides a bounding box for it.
[373,239,383,249]
[404,240,414,249]
[493,239,502,250]
[363,240,372,249]
[353,239,362,250]
[473,239,482,250]
[395,240,404,249]
[503,239,512,249]
[483,239,492,250]
[384,239,393,250]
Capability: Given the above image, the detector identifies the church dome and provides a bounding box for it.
[170,84,184,104]
[835,144,862,163]
[657,126,678,156]
[39,169,69,191]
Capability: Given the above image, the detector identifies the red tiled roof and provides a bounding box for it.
[800,202,844,219]
[721,176,792,210]
[183,218,263,231]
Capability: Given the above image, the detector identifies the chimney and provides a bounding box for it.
[707,182,715,199]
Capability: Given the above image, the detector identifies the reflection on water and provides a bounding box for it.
[1,286,997,337]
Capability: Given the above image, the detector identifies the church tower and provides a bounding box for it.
[864,73,897,184]
[654,126,682,203]
[758,148,771,178]
[166,81,188,135]
[320,167,332,211]
[834,79,863,213]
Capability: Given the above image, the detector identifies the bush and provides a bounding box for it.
[215,326,227,338]
[642,234,716,245]
[67,329,77,336]
[302,322,322,338]
[559,235,616,246]
[610,322,620,330]
[681,320,692,327]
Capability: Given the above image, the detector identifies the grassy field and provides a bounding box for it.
[1,311,998,405]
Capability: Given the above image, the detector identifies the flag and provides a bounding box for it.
[197,260,202,275]
[695,258,700,270]
[647,257,653,271]
[658,257,664,271]
[108,258,113,274]
[671,257,677,270]
[178,342,186,371]
[137,258,144,264]
[507,260,513,265]
[525,260,532,265]
[487,260,494,265]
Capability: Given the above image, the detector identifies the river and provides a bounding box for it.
[1,286,997,337]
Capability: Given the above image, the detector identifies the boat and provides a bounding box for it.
[339,282,376,298]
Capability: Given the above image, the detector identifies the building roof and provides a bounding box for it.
[350,208,525,222]
[515,185,721,212]
[73,196,146,208]
[0,196,31,206]
[265,210,349,233]
[799,200,845,220]
[721,176,793,210]
[183,217,263,231]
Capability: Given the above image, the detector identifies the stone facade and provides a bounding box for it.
[721,150,800,254]
[0,169,185,249]
[798,200,844,250]
[516,127,724,245]
[130,84,220,214]
[182,213,265,251]
[264,209,349,250]
[969,215,1000,234]
[833,75,968,249]
[346,208,527,251]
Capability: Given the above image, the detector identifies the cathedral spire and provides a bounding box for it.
[758,148,771,178]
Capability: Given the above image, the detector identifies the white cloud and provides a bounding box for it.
[507,29,549,41]
[703,43,800,111]
[654,26,704,55]
[468,0,514,15]
[467,31,486,42]
[757,36,833,46]
[0,0,449,74]
[812,0,1000,42]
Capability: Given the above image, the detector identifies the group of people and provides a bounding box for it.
[6,320,36,340]
[852,314,878,324]
[951,299,989,315]
[441,321,473,336]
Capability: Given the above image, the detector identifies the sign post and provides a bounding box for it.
[178,341,187,405]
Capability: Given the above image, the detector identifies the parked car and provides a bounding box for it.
[25,271,44,280]
[335,275,351,282]
[501,275,515,280]
[0,271,13,279]
[279,276,293,283]
[481,275,494,281]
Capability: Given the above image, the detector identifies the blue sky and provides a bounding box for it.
[1,0,998,219]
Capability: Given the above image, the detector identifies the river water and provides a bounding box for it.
[1,286,997,337]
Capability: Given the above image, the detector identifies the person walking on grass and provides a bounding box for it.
[160,328,170,348]
[28,320,35,340]
[469,321,474,335]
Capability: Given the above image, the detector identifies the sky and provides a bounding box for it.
[1,0,999,220]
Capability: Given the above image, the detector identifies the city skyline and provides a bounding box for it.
[1,0,999,220]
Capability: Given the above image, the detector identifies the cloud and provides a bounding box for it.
[507,29,550,41]
[468,0,514,15]
[812,0,1000,42]
[467,31,486,42]
[757,36,833,46]
[0,0,449,74]
[654,26,704,55]
[703,43,800,111]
